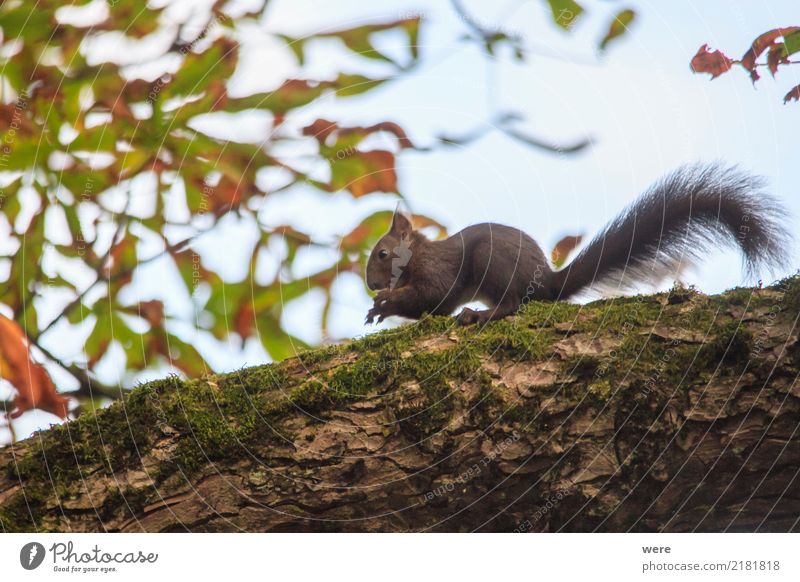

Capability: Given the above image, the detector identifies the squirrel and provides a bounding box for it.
[364,164,793,326]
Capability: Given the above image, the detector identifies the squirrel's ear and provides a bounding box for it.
[390,205,413,237]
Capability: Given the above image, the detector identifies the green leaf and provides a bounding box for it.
[117,149,151,177]
[784,30,800,56]
[329,150,397,196]
[277,34,306,65]
[0,4,53,42]
[67,303,92,325]
[320,17,421,66]
[334,74,386,97]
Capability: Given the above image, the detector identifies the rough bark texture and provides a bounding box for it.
[1,279,799,532]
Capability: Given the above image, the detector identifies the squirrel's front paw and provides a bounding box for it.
[365,306,384,324]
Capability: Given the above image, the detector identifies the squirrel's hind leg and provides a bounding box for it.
[456,301,518,326]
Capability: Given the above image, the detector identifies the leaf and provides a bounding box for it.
[227,75,386,114]
[304,119,415,151]
[690,44,734,79]
[321,24,395,63]
[104,0,165,38]
[599,9,636,52]
[785,30,800,56]
[137,300,165,327]
[334,73,387,97]
[551,234,583,269]
[545,0,585,31]
[0,315,69,419]
[163,42,238,101]
[784,84,800,104]
[767,30,800,76]
[740,27,800,82]
[235,303,256,339]
[767,44,790,75]
[320,17,421,65]
[277,34,306,65]
[342,210,447,254]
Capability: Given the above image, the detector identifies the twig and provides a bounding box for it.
[31,340,122,401]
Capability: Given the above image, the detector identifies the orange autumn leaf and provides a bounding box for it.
[690,44,734,79]
[551,234,584,269]
[784,84,800,104]
[0,315,69,419]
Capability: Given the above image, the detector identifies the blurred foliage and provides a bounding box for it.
[0,0,435,417]
[0,0,636,426]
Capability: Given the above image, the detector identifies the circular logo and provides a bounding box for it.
[19,542,46,570]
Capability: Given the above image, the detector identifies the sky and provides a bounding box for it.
[5,0,800,439]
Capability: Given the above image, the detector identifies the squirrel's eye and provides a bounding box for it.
[378,249,389,259]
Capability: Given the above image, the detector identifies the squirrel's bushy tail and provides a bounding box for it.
[551,164,793,299]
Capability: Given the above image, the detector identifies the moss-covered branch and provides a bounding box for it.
[1,279,799,532]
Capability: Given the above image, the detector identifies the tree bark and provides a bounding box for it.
[1,280,799,532]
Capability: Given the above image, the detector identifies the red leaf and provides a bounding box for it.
[551,234,584,269]
[741,27,800,82]
[690,44,734,79]
[346,150,397,197]
[302,118,338,142]
[235,304,256,338]
[138,300,165,327]
[0,316,69,419]
[784,84,800,104]
[303,119,415,149]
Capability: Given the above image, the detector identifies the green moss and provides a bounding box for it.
[217,364,290,394]
[398,345,481,380]
[354,315,452,355]
[778,274,800,313]
[516,300,582,326]
[0,483,51,532]
[289,380,329,410]
[719,286,755,307]
[580,294,663,333]
[587,379,614,402]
